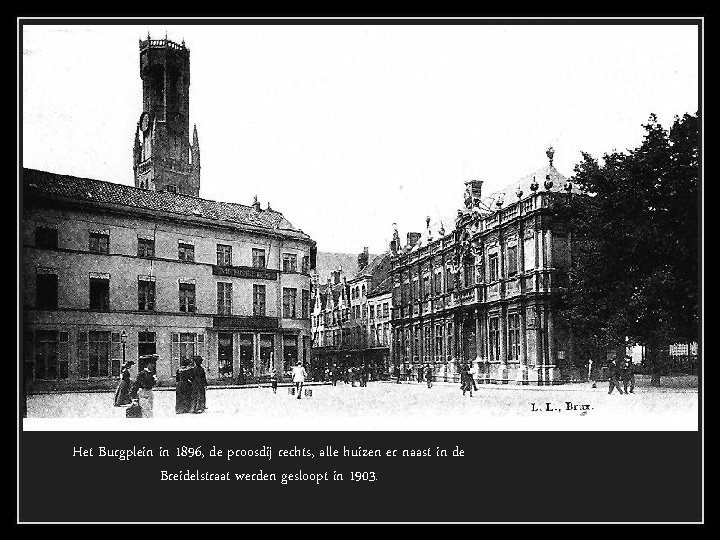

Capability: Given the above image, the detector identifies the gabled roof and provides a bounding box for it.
[23,168,307,236]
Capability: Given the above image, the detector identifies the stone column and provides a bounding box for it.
[547,307,556,384]
[499,305,508,383]
[517,304,529,385]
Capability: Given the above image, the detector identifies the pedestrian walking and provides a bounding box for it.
[607,358,625,395]
[292,361,307,399]
[417,365,423,384]
[622,356,635,394]
[468,364,479,391]
[461,365,473,397]
[114,360,134,406]
[190,356,207,413]
[175,357,194,414]
[133,357,157,417]
[588,359,597,388]
[425,364,433,388]
[271,367,279,393]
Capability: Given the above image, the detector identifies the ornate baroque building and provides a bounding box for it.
[22,37,316,390]
[390,150,578,385]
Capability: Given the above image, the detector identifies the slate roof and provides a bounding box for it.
[312,252,378,283]
[23,168,306,236]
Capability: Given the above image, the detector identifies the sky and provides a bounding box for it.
[21,23,699,253]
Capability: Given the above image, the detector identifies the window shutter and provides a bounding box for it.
[171,333,180,375]
[77,332,88,379]
[111,332,122,377]
[58,332,69,379]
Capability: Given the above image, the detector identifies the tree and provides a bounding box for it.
[556,113,699,385]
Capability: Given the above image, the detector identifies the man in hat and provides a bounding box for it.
[621,355,635,394]
[608,358,625,395]
[175,357,194,414]
[291,361,307,400]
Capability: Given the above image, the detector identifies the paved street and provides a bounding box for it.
[24,376,698,430]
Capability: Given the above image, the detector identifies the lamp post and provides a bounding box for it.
[121,330,127,368]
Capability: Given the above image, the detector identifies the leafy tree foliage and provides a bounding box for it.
[556,113,698,380]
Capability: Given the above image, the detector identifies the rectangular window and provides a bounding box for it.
[283,335,298,373]
[435,324,444,359]
[446,268,455,292]
[361,305,367,319]
[33,330,68,380]
[507,246,518,277]
[218,332,234,379]
[260,334,274,374]
[412,279,419,300]
[178,242,195,262]
[89,277,110,310]
[36,273,58,310]
[489,253,499,282]
[88,331,111,377]
[35,226,58,249]
[89,232,109,254]
[383,303,389,318]
[252,248,266,269]
[301,256,310,274]
[301,289,310,319]
[508,313,521,361]
[171,333,205,369]
[137,237,155,258]
[179,282,196,313]
[283,288,297,318]
[423,276,430,298]
[370,305,375,319]
[217,282,233,315]
[489,317,500,362]
[253,284,266,317]
[137,278,155,311]
[138,331,157,358]
[434,272,442,295]
[216,244,232,266]
[282,253,297,272]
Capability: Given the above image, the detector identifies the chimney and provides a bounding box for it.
[358,247,369,271]
[390,240,397,255]
[253,195,261,212]
[331,268,342,285]
[407,232,421,247]
[465,179,483,204]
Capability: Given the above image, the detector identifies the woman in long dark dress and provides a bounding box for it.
[175,358,194,414]
[190,356,207,413]
[114,361,134,406]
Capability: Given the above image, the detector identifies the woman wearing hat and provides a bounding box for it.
[114,360,134,406]
[175,357,194,414]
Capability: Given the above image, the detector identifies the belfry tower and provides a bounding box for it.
[133,36,200,196]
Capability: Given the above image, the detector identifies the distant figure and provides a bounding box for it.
[349,366,356,387]
[190,356,207,413]
[468,364,479,391]
[425,364,433,388]
[133,361,156,417]
[361,365,369,387]
[271,367,280,394]
[621,356,635,394]
[292,361,307,399]
[343,367,350,385]
[417,366,424,384]
[608,358,625,395]
[175,358,194,414]
[114,360,134,406]
[588,359,597,388]
[396,365,402,384]
[461,365,473,397]
[237,364,246,385]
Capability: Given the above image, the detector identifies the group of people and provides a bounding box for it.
[175,356,208,414]
[325,364,373,387]
[113,355,208,417]
[392,364,435,388]
[114,356,158,418]
[606,356,636,395]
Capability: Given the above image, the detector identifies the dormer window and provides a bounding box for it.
[166,185,177,194]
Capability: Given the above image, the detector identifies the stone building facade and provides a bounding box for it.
[390,151,577,385]
[22,37,315,391]
[310,248,393,379]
